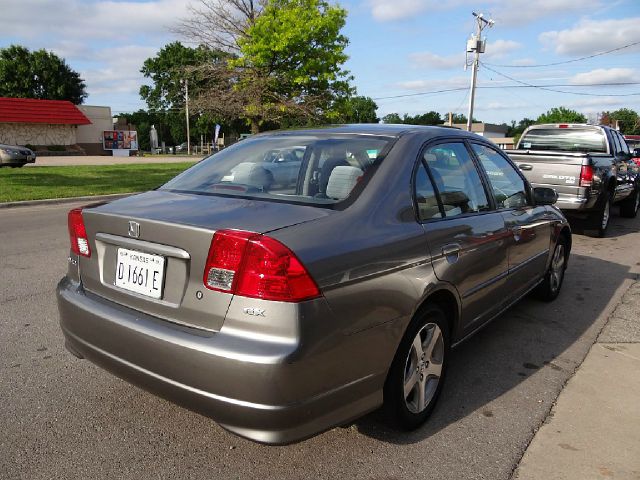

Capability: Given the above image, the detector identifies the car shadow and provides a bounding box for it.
[566,206,640,239]
[351,248,636,445]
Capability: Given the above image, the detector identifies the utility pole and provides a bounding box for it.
[465,12,494,132]
[184,79,190,154]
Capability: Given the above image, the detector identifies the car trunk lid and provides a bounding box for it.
[78,190,331,331]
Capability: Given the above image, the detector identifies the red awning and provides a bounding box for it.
[0,97,91,125]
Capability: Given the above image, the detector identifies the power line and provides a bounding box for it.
[483,40,640,68]
[372,81,640,101]
[480,62,640,97]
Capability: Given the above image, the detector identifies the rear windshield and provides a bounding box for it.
[519,128,607,153]
[160,134,393,205]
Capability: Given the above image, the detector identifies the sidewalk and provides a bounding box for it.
[514,281,640,480]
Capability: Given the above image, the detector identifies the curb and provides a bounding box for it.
[0,193,137,209]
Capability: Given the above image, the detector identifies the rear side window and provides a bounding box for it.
[423,142,490,217]
[161,135,392,206]
[519,127,607,153]
[415,163,442,221]
[471,144,529,209]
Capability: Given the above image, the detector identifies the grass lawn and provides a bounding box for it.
[0,162,196,202]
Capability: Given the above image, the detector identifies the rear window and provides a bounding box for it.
[519,128,607,153]
[160,135,392,205]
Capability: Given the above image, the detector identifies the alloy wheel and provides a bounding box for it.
[549,244,566,293]
[403,323,444,414]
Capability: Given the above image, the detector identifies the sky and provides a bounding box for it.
[1,0,639,126]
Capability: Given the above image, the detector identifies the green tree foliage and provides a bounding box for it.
[139,42,226,111]
[182,0,353,133]
[382,111,444,125]
[335,96,379,123]
[536,107,586,124]
[601,108,640,135]
[381,113,403,124]
[0,45,87,103]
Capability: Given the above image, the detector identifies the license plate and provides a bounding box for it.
[115,248,165,299]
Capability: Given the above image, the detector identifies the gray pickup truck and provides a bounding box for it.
[508,123,639,236]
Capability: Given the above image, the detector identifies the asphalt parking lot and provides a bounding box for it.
[1,202,639,480]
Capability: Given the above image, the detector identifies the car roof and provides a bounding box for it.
[255,123,479,140]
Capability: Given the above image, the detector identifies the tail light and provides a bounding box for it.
[579,165,594,187]
[68,208,91,257]
[203,229,320,302]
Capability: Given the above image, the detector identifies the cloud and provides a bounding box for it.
[394,76,470,91]
[569,68,637,86]
[409,52,464,70]
[365,0,602,24]
[366,0,433,21]
[490,0,603,26]
[408,39,521,71]
[484,39,522,59]
[82,46,160,96]
[540,17,640,56]
[0,0,189,42]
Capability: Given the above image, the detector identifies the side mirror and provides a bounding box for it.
[534,187,558,206]
[633,148,640,157]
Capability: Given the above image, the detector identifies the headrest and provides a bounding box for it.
[326,166,363,200]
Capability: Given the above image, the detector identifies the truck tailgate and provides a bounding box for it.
[508,151,585,196]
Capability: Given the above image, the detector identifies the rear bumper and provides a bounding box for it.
[555,193,594,211]
[56,277,386,444]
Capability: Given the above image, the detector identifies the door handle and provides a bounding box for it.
[442,244,461,263]
[519,164,533,171]
[511,226,523,240]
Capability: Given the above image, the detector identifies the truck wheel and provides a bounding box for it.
[620,187,639,218]
[587,193,612,237]
[384,305,449,430]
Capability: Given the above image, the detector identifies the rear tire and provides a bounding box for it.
[535,235,568,302]
[620,187,640,218]
[383,305,450,430]
[587,192,612,237]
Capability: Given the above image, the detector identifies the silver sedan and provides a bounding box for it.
[0,143,35,167]
[57,124,570,444]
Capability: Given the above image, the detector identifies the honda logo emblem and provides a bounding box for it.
[128,221,140,238]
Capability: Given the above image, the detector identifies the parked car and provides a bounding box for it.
[0,143,35,167]
[221,146,306,190]
[508,124,639,237]
[57,125,571,444]
[175,142,189,153]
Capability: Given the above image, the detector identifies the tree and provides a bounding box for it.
[335,96,379,123]
[0,45,86,103]
[381,111,443,125]
[537,107,586,124]
[601,108,640,135]
[178,0,353,133]
[405,111,442,125]
[382,113,403,124]
[139,42,226,111]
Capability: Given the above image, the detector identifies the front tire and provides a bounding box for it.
[620,187,640,218]
[535,236,568,302]
[384,305,450,430]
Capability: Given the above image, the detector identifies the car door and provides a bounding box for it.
[416,141,510,334]
[470,142,552,298]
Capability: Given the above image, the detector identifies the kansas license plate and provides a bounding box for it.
[115,248,165,299]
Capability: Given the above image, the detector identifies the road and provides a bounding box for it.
[1,202,639,480]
